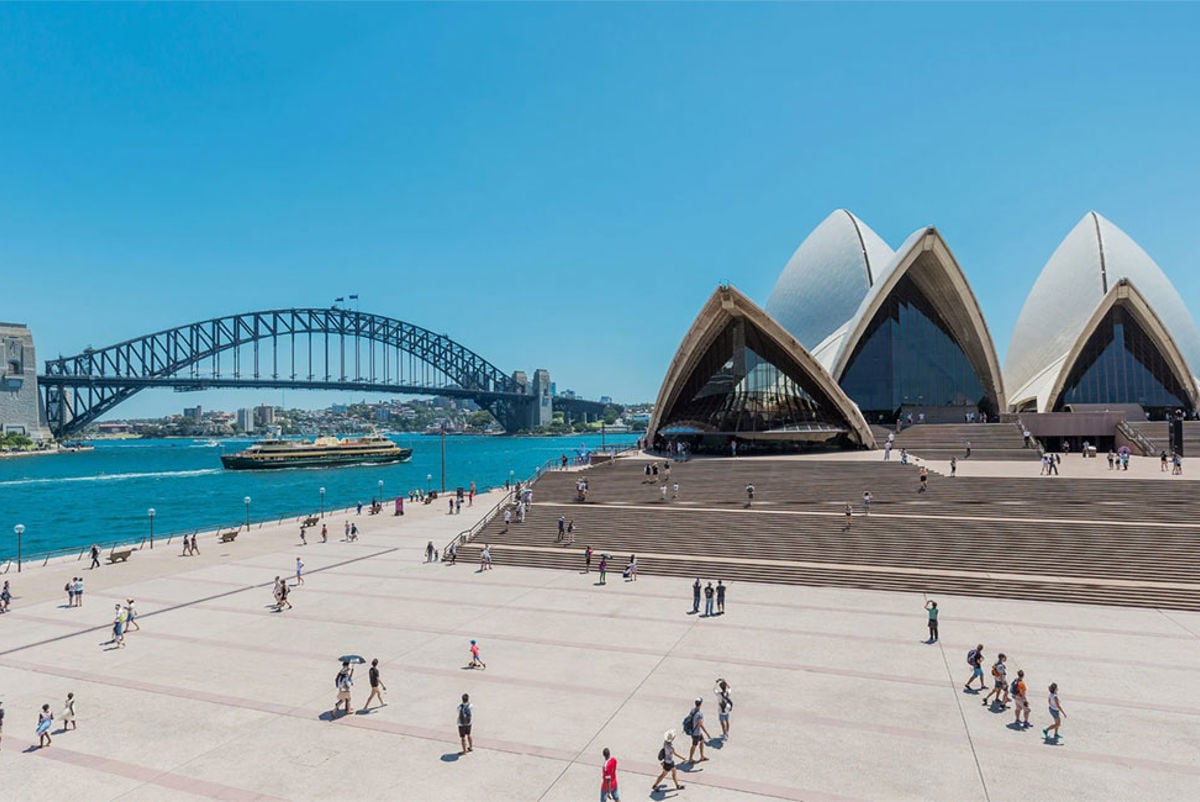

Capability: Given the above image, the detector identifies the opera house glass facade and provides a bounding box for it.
[839,273,989,419]
[1056,306,1191,413]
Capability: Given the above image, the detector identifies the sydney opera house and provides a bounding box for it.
[649,210,1200,452]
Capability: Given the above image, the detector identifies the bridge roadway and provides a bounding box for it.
[1,470,1197,801]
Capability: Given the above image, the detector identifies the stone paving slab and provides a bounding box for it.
[2,486,1199,801]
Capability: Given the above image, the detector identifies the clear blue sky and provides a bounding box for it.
[3,3,1199,417]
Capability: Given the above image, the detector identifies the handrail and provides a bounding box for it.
[1116,419,1156,456]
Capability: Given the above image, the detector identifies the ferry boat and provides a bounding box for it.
[220,435,412,471]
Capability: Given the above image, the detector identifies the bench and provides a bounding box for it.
[218,530,240,543]
[301,516,320,528]
[107,548,134,564]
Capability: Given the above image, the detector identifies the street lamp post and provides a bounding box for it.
[148,508,156,550]
[243,496,251,530]
[13,523,24,573]
[426,473,432,494]
[509,469,514,490]
[378,479,384,505]
[440,424,446,493]
[319,487,326,518]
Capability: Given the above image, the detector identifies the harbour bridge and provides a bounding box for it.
[38,308,611,438]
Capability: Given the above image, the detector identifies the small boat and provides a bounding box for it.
[201,439,221,447]
[220,435,412,471]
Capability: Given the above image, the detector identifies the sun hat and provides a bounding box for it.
[664,729,675,741]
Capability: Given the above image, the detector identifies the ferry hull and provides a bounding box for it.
[220,448,412,471]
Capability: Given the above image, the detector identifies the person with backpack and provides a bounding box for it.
[715,678,733,739]
[650,730,685,793]
[963,644,986,692]
[983,653,1009,708]
[1043,683,1067,741]
[684,697,711,764]
[456,693,474,754]
[924,600,939,643]
[332,661,353,717]
[1011,669,1031,728]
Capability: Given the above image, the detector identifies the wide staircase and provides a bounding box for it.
[1125,420,1200,456]
[457,456,1200,611]
[880,422,1033,461]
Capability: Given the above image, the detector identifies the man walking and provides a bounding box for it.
[703,582,715,617]
[684,697,711,764]
[1011,669,1031,728]
[295,557,304,587]
[984,652,1009,707]
[457,693,474,754]
[716,580,726,614]
[964,644,986,692]
[745,483,754,507]
[843,503,853,531]
[600,747,620,801]
[426,541,436,562]
[691,578,701,614]
[361,658,386,711]
[715,678,733,739]
[862,490,871,516]
[557,515,565,542]
[918,465,929,493]
[89,543,100,569]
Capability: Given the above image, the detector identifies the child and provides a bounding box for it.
[468,639,486,670]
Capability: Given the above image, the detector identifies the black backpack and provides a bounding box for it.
[334,670,346,688]
[682,710,697,736]
[658,746,666,762]
[458,703,472,726]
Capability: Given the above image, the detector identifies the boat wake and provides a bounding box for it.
[0,468,222,487]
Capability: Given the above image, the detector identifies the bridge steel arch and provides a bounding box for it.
[40,308,531,438]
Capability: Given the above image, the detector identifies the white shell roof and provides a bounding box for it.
[1005,212,1200,407]
[765,210,893,355]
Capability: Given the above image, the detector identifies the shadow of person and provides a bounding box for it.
[440,752,461,762]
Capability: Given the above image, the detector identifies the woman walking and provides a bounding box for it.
[62,692,77,731]
[1043,682,1067,740]
[650,730,685,792]
[36,703,53,748]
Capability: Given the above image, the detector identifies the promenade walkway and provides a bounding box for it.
[1,481,1199,800]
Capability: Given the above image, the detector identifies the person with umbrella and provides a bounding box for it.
[332,657,362,717]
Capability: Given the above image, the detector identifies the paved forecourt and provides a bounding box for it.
[1,484,1199,801]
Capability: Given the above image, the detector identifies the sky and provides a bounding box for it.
[3,2,1200,418]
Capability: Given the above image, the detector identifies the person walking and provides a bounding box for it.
[965,440,972,459]
[715,678,733,739]
[600,747,620,801]
[36,703,53,748]
[321,523,328,543]
[361,658,386,711]
[456,693,474,754]
[0,700,4,750]
[925,600,939,642]
[110,603,127,648]
[691,578,702,614]
[333,661,354,717]
[65,578,75,608]
[745,483,754,507]
[672,482,679,500]
[1043,683,1067,741]
[89,543,100,569]
[950,456,957,477]
[426,541,436,562]
[984,653,1009,708]
[0,580,9,613]
[703,582,715,617]
[598,555,608,585]
[62,692,77,731]
[964,644,986,692]
[125,599,140,632]
[448,541,458,565]
[862,490,871,516]
[299,526,307,546]
[843,503,853,531]
[344,520,350,539]
[584,545,593,573]
[557,515,566,542]
[480,544,493,571]
[295,557,304,587]
[74,577,83,607]
[716,580,726,614]
[650,730,685,793]
[684,697,712,764]
[468,639,487,670]
[918,465,929,493]
[1011,670,1031,728]
[190,533,201,555]
[503,508,512,533]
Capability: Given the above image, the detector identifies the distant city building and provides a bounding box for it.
[183,405,203,421]
[550,382,557,397]
[96,422,133,435]
[374,407,390,421]
[330,403,348,415]
[253,404,275,427]
[236,408,255,433]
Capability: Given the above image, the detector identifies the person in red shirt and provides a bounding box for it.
[600,747,619,801]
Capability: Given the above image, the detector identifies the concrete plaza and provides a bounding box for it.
[1,479,1199,801]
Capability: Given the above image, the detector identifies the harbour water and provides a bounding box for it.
[0,433,634,559]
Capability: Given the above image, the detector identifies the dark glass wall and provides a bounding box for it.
[839,274,990,418]
[1055,306,1190,412]
[657,318,852,436]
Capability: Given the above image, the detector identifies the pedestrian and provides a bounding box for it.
[900,447,909,464]
[333,661,353,717]
[181,535,191,556]
[557,515,565,542]
[884,441,892,461]
[89,543,100,569]
[600,747,620,801]
[984,653,1009,707]
[660,484,668,502]
[357,501,363,515]
[455,496,462,515]
[321,523,328,543]
[716,580,726,614]
[349,523,358,541]
[925,600,939,642]
[598,555,608,584]
[449,497,455,515]
[685,697,711,763]
[672,482,679,500]
[745,483,754,507]
[73,577,83,607]
[36,703,53,748]
[480,544,493,571]
[295,557,304,587]
[110,603,126,648]
[623,554,637,582]
[65,578,75,608]
[919,465,929,493]
[1043,683,1066,741]
[1107,450,1115,469]
[469,481,476,506]
[964,644,986,692]
[843,503,853,531]
[715,678,733,739]
[566,520,575,545]
[862,490,871,516]
[426,541,436,562]
[650,730,685,792]
[691,578,701,614]
[456,693,474,754]
[1011,669,1031,728]
[0,580,9,613]
[62,692,77,731]
[950,456,957,477]
[468,639,487,670]
[0,700,4,750]
[503,508,512,533]
[703,582,715,617]
[584,545,593,573]
[361,658,387,711]
[965,440,972,459]
[344,520,350,539]
[449,541,458,565]
[190,533,200,555]
[299,526,307,546]
[125,599,139,632]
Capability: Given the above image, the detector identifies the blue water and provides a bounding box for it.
[0,434,634,559]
